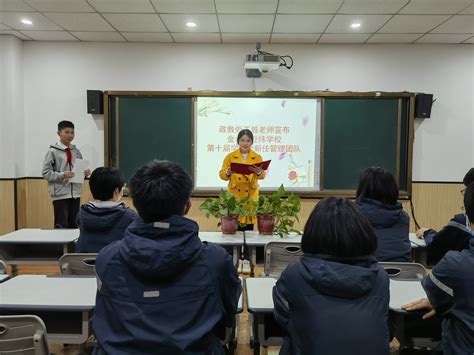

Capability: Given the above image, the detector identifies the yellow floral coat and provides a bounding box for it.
[219,149,266,224]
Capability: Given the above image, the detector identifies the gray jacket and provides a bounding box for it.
[42,143,83,201]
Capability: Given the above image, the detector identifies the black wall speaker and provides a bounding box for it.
[87,90,104,114]
[415,93,433,118]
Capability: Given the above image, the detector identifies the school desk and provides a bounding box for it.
[199,231,244,266]
[245,277,441,354]
[409,232,428,266]
[0,229,79,274]
[0,275,96,344]
[244,231,301,271]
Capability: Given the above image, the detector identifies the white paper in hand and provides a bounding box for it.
[70,159,89,184]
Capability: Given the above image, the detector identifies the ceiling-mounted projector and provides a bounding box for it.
[245,42,293,78]
[244,54,281,73]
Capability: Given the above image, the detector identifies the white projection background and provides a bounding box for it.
[195,97,321,191]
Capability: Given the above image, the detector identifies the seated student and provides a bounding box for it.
[356,167,411,262]
[402,182,474,355]
[75,167,137,253]
[273,197,390,355]
[92,160,242,355]
[416,167,474,265]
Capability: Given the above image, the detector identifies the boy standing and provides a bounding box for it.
[42,121,90,228]
[93,160,242,354]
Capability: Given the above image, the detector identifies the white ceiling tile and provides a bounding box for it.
[0,0,36,11]
[45,13,114,31]
[121,32,173,42]
[338,0,409,14]
[0,12,62,30]
[460,4,474,14]
[462,35,474,42]
[367,33,422,43]
[151,0,215,14]
[216,0,277,14]
[24,0,94,12]
[416,33,472,43]
[273,14,332,33]
[277,0,343,14]
[20,30,77,40]
[431,15,474,33]
[222,33,270,43]
[326,15,391,33]
[219,14,274,32]
[103,13,166,32]
[399,0,473,14]
[160,14,218,32]
[379,15,450,33]
[87,0,155,13]
[71,31,125,41]
[270,33,319,43]
[319,33,371,43]
[171,32,220,42]
[0,22,10,29]
[0,30,32,40]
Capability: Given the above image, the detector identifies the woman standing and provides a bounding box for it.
[219,129,266,229]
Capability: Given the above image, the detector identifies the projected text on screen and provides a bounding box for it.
[195,97,321,191]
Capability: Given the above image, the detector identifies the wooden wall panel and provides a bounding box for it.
[15,179,28,229]
[17,179,93,229]
[15,180,465,234]
[0,180,15,235]
[410,182,464,231]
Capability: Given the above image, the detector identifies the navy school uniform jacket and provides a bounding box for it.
[92,215,242,355]
[423,214,472,265]
[422,237,474,355]
[75,201,138,253]
[357,199,411,262]
[273,254,390,355]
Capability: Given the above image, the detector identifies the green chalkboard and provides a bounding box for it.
[323,98,401,190]
[111,97,193,182]
[107,93,412,194]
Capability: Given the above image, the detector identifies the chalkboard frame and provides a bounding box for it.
[104,91,415,198]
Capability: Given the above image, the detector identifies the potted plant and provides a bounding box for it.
[253,185,301,237]
[199,189,252,234]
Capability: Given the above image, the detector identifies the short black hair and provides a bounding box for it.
[302,197,377,257]
[58,120,74,131]
[464,182,474,223]
[463,168,474,187]
[129,160,193,223]
[89,167,125,201]
[237,129,253,144]
[356,167,399,206]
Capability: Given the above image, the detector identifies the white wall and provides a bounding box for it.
[0,35,24,178]
[18,41,474,181]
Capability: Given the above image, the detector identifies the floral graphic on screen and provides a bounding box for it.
[198,99,231,118]
[287,154,308,186]
[302,115,309,127]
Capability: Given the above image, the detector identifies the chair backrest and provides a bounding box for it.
[59,253,98,275]
[379,261,428,281]
[0,260,7,274]
[0,315,49,355]
[264,241,303,278]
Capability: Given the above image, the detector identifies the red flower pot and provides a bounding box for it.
[257,215,275,235]
[221,216,238,235]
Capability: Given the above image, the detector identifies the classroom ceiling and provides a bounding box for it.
[0,0,473,44]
